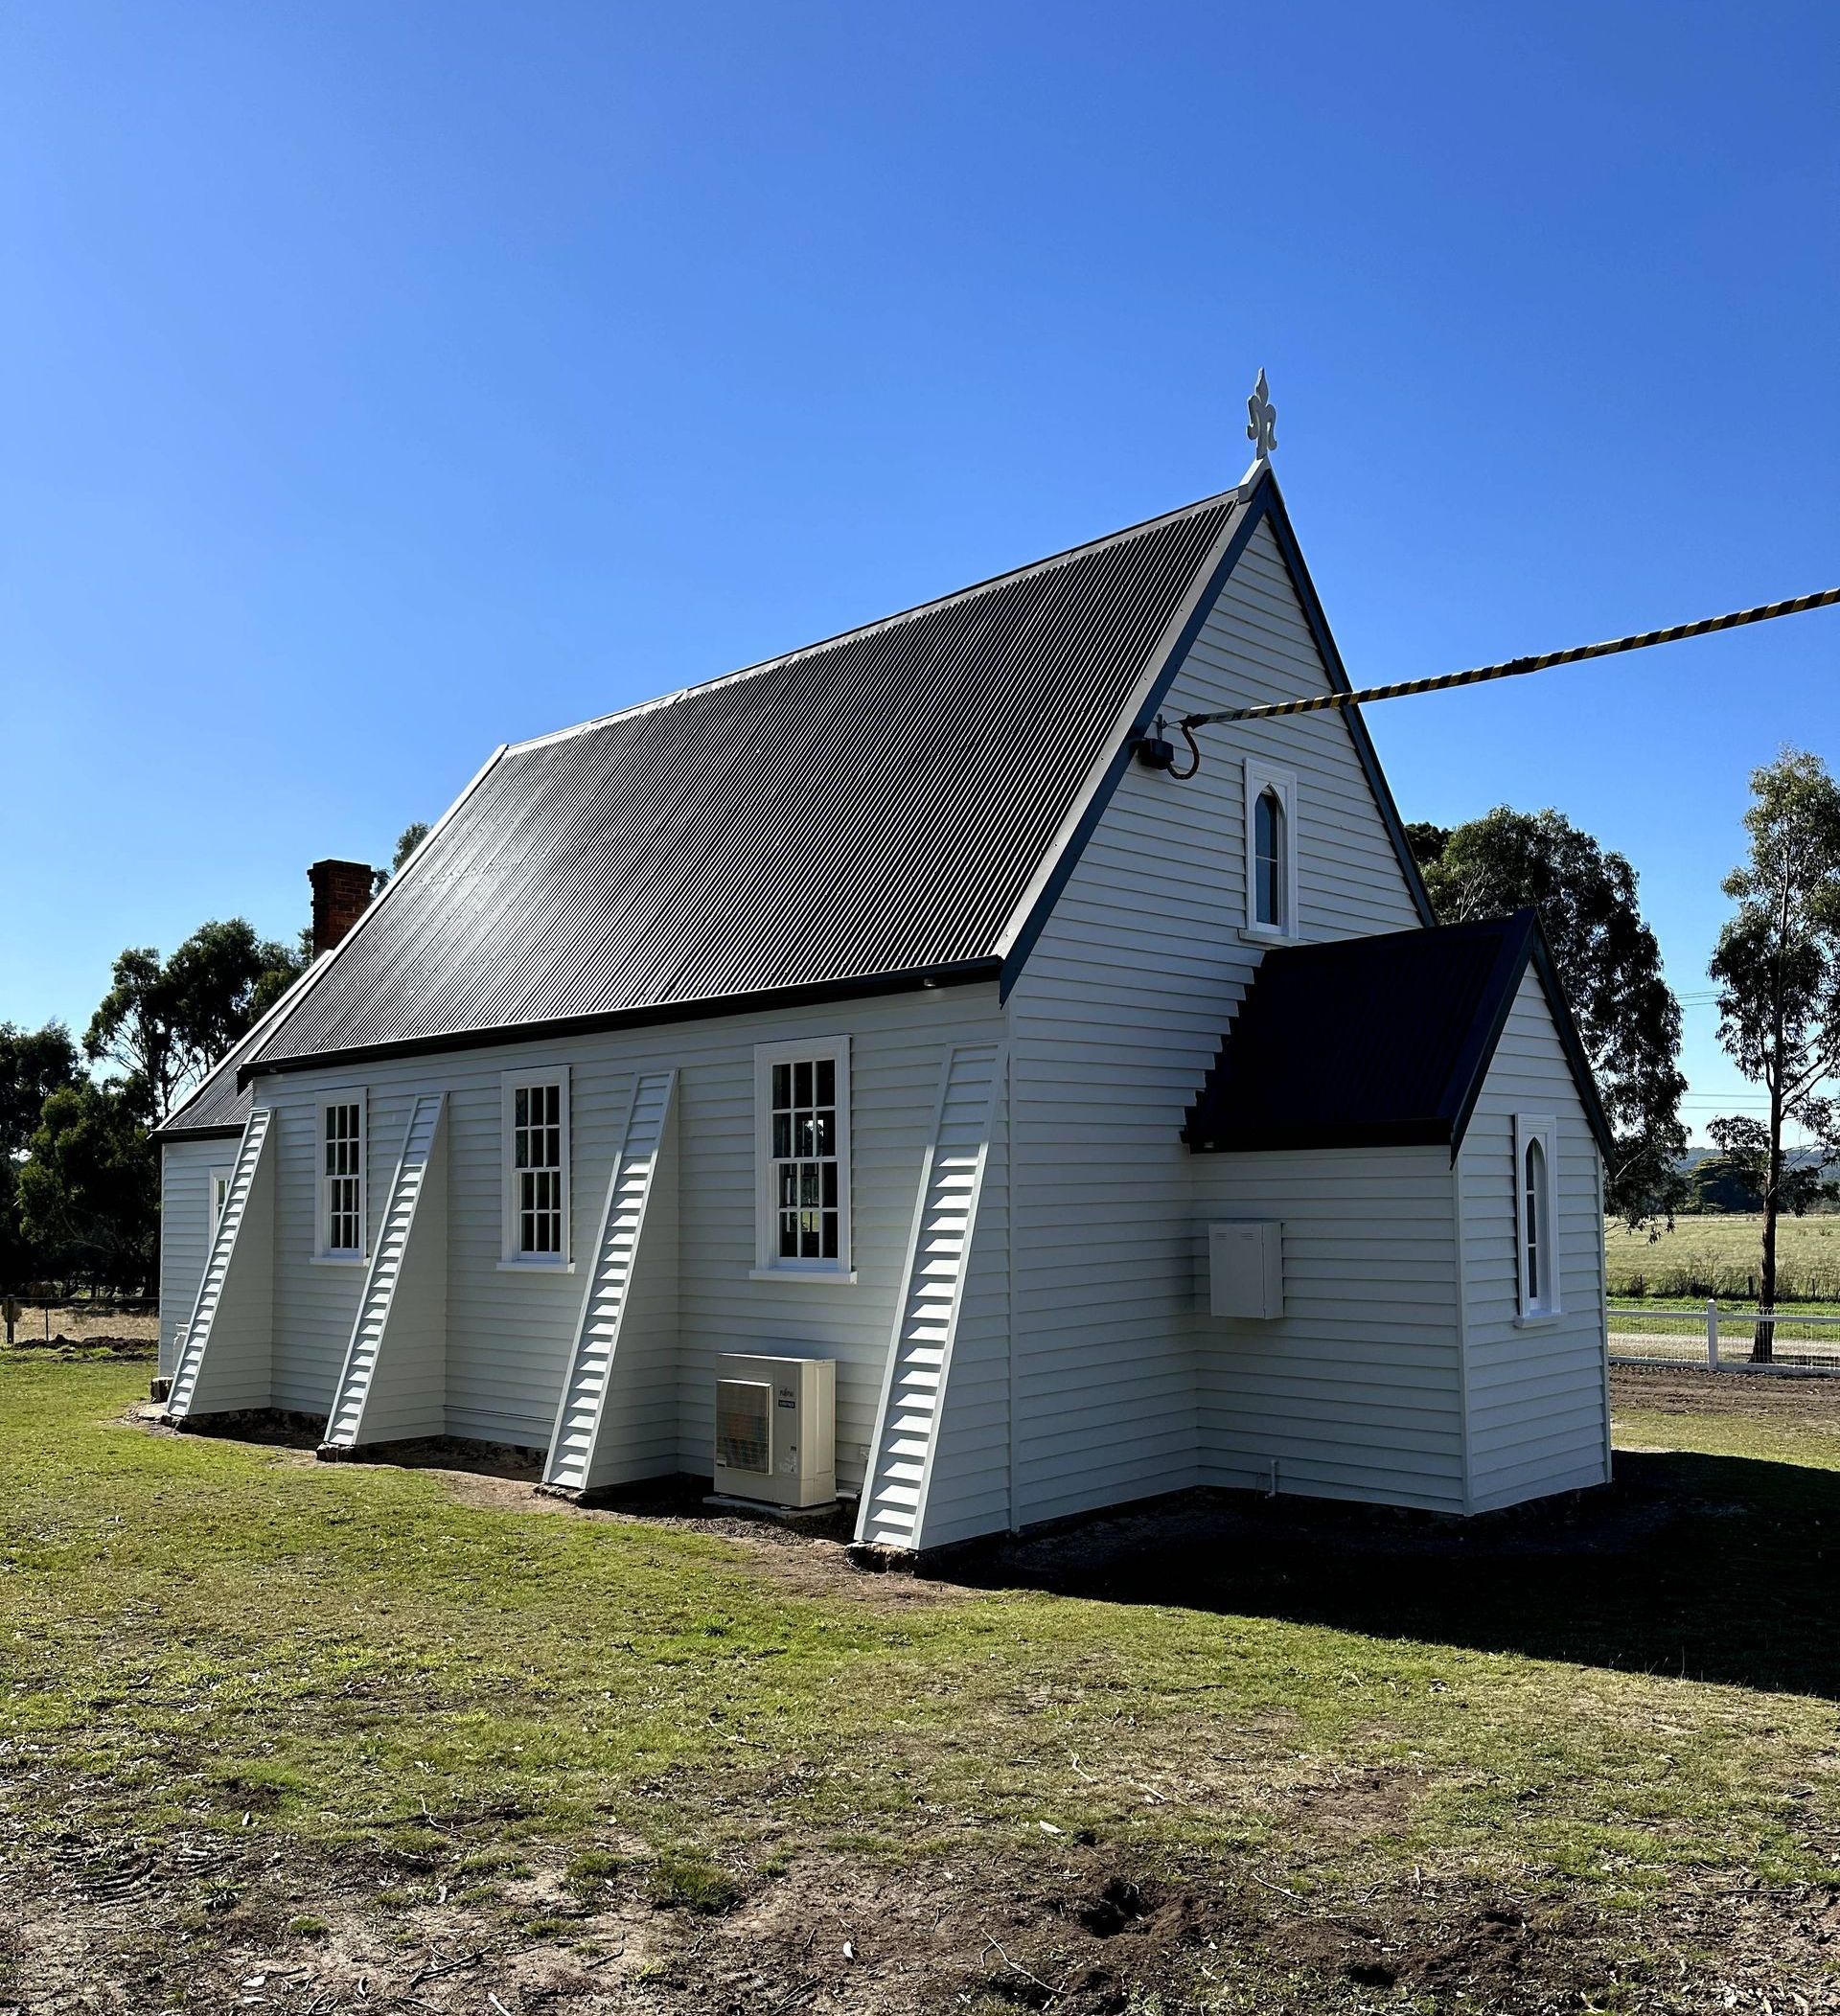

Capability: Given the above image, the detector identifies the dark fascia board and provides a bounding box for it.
[157,1124,246,1144]
[1187,1116,1456,1155]
[1440,908,1616,1165]
[1254,484,1437,928]
[998,483,1266,997]
[1442,914,1540,1163]
[1528,921,1617,1162]
[238,956,1002,1089]
[997,469,1434,1005]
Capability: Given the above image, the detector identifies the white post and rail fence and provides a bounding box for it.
[1607,1301,1840,1375]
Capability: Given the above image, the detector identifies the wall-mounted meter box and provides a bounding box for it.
[1207,1221,1285,1319]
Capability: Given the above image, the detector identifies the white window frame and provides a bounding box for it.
[752,1035,854,1280]
[1514,1113,1562,1321]
[313,1091,368,1264]
[208,1164,234,1232]
[500,1065,572,1270]
[1242,757,1300,941]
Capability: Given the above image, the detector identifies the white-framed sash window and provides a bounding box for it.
[314,1093,367,1261]
[1242,757,1300,940]
[501,1066,571,1267]
[754,1036,852,1275]
[209,1165,234,1232]
[1514,1113,1561,1319]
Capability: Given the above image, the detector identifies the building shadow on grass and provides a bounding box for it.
[950,1451,1840,1700]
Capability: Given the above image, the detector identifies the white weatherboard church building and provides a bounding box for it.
[154,437,1614,1555]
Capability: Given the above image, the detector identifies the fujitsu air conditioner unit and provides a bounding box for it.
[713,1353,837,1509]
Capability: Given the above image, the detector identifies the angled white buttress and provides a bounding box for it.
[856,1042,1006,1551]
[542,1069,679,1496]
[320,1092,448,1453]
[164,1108,276,1423]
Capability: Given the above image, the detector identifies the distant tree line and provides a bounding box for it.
[1414,747,1840,1359]
[2,824,426,1299]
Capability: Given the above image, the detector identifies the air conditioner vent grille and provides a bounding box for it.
[716,1379,770,1475]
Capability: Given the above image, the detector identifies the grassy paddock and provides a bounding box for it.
[3,1352,1839,2010]
[1605,1211,1840,1301]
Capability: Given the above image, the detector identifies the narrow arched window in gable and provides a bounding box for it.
[1523,1136,1544,1304]
[1254,788,1285,929]
[1242,760,1299,940]
[1515,1115,1560,1319]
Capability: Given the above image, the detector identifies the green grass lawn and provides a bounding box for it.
[4,1351,1839,2012]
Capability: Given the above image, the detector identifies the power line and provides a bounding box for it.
[1178,584,1840,729]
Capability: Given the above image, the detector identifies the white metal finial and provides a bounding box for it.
[1245,368,1277,465]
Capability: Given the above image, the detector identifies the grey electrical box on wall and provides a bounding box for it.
[1208,1221,1284,1319]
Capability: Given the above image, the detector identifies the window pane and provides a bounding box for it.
[515,1087,528,1128]
[764,1049,845,1267]
[1254,789,1284,928]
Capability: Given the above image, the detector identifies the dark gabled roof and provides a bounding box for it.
[1183,911,1613,1161]
[239,487,1254,1080]
[159,1063,250,1140]
[156,954,330,1140]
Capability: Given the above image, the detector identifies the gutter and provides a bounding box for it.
[238,957,1003,1088]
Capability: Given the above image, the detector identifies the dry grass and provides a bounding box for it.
[1604,1212,1840,1302]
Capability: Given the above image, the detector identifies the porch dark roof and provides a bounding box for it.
[1182,911,1613,1161]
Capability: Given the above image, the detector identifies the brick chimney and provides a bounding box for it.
[309,859,375,956]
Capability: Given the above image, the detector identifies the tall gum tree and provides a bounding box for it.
[1710,748,1840,1361]
[1417,809,1687,1226]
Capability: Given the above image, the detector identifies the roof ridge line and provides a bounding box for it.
[503,486,1241,756]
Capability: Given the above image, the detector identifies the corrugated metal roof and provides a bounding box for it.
[245,490,1242,1076]
[1183,912,1613,1159]
[157,954,331,1138]
[160,1061,251,1138]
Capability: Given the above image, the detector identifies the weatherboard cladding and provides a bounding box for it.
[1183,911,1612,1159]
[245,494,1237,1075]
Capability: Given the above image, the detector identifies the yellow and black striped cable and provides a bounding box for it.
[1181,584,1840,729]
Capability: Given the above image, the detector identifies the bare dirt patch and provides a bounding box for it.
[1612,1361,1840,1427]
[7,1826,1836,2013]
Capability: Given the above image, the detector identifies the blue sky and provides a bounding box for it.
[3,1,1836,1139]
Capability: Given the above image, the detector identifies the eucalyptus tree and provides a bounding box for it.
[1418,808,1688,1226]
[1709,748,1840,1359]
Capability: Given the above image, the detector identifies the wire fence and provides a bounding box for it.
[1607,1302,1840,1376]
[2,1296,156,1347]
